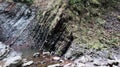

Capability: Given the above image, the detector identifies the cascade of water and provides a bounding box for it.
[0,1,73,56]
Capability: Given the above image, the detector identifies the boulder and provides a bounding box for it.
[3,56,22,67]
[0,42,22,67]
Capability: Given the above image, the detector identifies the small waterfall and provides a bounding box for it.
[0,1,73,56]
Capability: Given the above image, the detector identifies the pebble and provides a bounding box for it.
[52,56,60,61]
[59,59,64,63]
[40,60,46,64]
[22,58,28,63]
[63,63,72,67]
[43,51,50,55]
[33,52,40,58]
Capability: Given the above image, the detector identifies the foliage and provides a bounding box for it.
[68,0,120,51]
[69,0,120,15]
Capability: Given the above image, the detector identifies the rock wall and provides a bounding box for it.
[0,2,37,50]
[0,1,73,56]
[33,0,73,55]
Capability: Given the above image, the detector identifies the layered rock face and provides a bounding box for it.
[33,0,73,55]
[0,1,73,55]
[0,2,37,51]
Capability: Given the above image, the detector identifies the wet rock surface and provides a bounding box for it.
[0,42,10,60]
[0,42,22,67]
[0,1,72,55]
[0,2,37,51]
[0,1,74,67]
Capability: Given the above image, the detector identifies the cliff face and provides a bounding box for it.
[0,2,37,51]
[0,0,120,55]
[0,1,73,56]
[32,0,74,55]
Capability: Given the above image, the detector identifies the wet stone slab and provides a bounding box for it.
[0,2,37,51]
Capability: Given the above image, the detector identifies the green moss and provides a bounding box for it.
[95,17,106,25]
[67,0,120,52]
[89,41,106,50]
[56,50,62,56]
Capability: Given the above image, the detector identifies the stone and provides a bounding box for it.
[59,59,64,63]
[40,60,46,64]
[3,55,22,67]
[0,42,10,60]
[50,51,55,55]
[64,44,84,60]
[0,42,22,67]
[22,59,27,63]
[52,56,60,61]
[43,52,50,55]
[22,61,33,67]
[93,62,101,66]
[77,55,93,63]
[113,65,118,67]
[107,60,119,66]
[33,52,40,58]
[63,63,72,67]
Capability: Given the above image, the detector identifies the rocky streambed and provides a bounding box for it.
[1,41,120,67]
